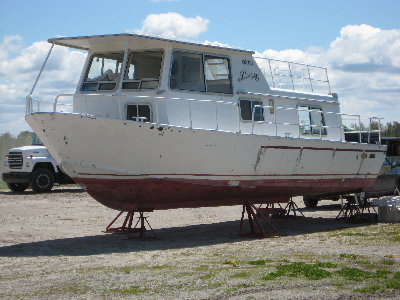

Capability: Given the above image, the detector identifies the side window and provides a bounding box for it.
[240,100,264,121]
[298,105,327,135]
[122,51,162,90]
[127,104,151,122]
[170,52,205,92]
[204,56,232,94]
[170,51,232,94]
[82,53,123,91]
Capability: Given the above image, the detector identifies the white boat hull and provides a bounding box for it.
[26,113,386,211]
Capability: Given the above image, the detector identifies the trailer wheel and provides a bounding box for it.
[303,196,319,208]
[7,182,29,192]
[31,168,54,192]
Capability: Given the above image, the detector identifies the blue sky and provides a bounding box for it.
[1,0,400,135]
[1,0,399,51]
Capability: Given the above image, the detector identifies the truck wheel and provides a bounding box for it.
[7,182,29,192]
[303,196,319,208]
[31,168,54,192]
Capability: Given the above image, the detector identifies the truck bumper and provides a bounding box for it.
[2,172,31,183]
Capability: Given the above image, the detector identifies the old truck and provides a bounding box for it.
[2,133,74,192]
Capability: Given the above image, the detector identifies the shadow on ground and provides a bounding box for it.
[0,215,374,258]
[0,187,85,195]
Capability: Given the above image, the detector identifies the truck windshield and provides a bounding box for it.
[31,133,43,146]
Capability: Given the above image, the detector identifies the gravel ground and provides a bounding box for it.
[0,187,399,299]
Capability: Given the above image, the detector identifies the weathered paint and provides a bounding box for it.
[26,113,386,211]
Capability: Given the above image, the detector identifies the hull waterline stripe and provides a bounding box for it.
[77,172,379,178]
[260,145,385,153]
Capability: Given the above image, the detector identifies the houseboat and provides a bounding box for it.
[25,33,386,212]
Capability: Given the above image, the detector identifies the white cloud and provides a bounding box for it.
[0,35,86,135]
[132,12,209,40]
[256,24,400,124]
[1,24,399,136]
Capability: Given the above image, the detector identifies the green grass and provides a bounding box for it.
[0,178,7,190]
[108,286,148,295]
[230,271,250,279]
[339,253,361,260]
[247,259,273,266]
[261,262,332,281]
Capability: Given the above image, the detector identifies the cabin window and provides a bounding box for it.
[204,56,232,94]
[240,100,264,121]
[126,104,152,122]
[122,51,162,90]
[82,53,124,91]
[298,105,327,135]
[170,51,232,94]
[170,52,205,92]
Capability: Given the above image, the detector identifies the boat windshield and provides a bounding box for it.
[122,51,162,90]
[82,53,124,91]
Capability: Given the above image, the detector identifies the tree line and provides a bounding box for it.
[0,131,32,172]
[348,121,400,137]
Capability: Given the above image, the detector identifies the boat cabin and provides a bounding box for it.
[34,34,362,142]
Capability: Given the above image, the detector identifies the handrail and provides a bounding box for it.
[26,93,382,144]
[252,104,382,143]
[254,57,331,94]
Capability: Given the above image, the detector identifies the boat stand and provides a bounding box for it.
[257,198,304,218]
[283,198,305,217]
[335,195,377,222]
[239,200,281,238]
[104,209,156,239]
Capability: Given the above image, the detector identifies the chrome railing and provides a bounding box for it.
[254,57,331,94]
[26,94,381,143]
[252,104,382,143]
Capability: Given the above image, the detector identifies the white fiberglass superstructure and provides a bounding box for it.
[26,34,386,211]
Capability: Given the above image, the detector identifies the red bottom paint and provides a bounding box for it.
[75,177,377,211]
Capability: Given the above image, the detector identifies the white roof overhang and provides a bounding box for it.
[48,33,255,54]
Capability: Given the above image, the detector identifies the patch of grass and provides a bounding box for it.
[200,273,215,280]
[261,262,332,281]
[247,259,273,266]
[380,258,396,265]
[0,179,7,190]
[373,270,391,279]
[386,272,400,289]
[336,267,371,281]
[354,285,382,293]
[339,253,360,260]
[395,234,400,242]
[313,262,338,268]
[354,260,371,265]
[350,271,400,293]
[230,271,250,279]
[109,286,148,295]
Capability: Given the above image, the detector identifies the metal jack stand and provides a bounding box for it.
[336,195,362,220]
[257,203,286,218]
[336,194,377,222]
[104,209,156,239]
[283,197,305,217]
[239,199,281,238]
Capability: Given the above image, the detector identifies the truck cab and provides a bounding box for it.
[2,133,74,192]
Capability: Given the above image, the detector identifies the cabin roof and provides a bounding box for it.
[48,33,255,54]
